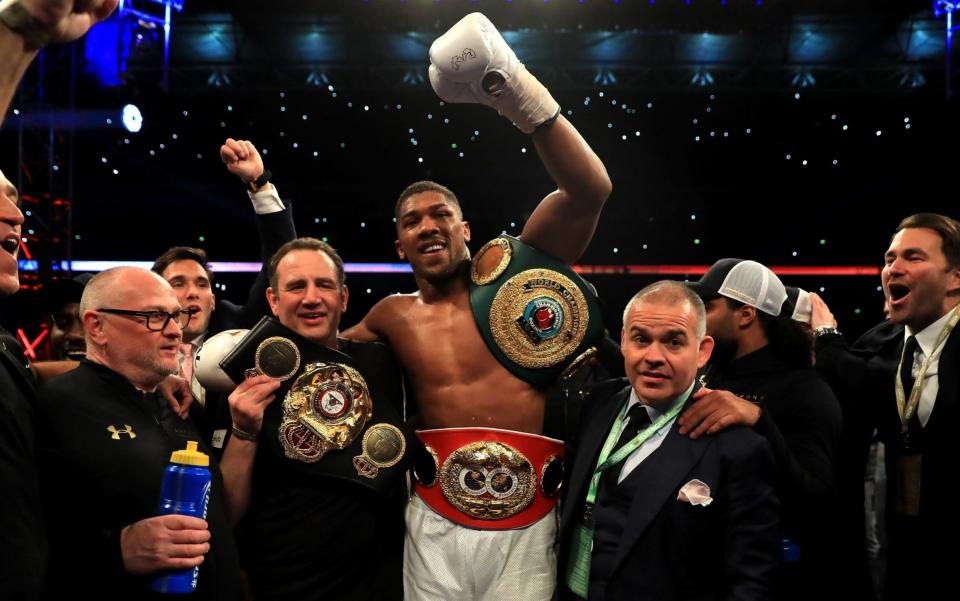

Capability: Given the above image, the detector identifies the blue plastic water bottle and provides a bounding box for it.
[149,441,212,594]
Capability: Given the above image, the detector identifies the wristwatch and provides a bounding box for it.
[0,0,50,51]
[813,326,841,338]
[248,169,272,192]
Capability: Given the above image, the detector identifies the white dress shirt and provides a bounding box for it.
[904,308,954,427]
[617,381,694,483]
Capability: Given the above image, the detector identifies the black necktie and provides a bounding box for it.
[606,404,652,486]
[900,336,919,394]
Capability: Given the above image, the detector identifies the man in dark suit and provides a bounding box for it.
[152,137,296,423]
[809,212,960,601]
[557,280,780,601]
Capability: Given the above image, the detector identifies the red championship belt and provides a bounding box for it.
[413,427,564,530]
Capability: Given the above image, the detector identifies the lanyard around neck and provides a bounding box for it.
[894,304,960,431]
[585,389,691,506]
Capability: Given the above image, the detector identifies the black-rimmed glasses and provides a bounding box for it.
[96,308,192,332]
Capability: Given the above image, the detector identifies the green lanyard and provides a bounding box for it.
[584,388,691,507]
[895,304,960,433]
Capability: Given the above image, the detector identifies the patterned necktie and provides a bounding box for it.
[180,342,195,386]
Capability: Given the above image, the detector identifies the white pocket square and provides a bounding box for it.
[677,479,713,507]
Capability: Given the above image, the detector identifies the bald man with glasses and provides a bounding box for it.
[35,267,239,600]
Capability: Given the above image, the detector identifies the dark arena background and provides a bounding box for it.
[2,0,958,355]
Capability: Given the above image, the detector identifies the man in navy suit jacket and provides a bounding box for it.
[810,212,960,601]
[557,281,780,601]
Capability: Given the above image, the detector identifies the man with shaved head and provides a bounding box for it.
[36,267,239,599]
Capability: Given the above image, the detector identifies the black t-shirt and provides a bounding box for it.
[238,338,406,601]
[0,328,47,600]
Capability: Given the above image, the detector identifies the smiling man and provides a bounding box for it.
[37,273,92,360]
[809,213,960,601]
[342,13,611,600]
[215,237,411,601]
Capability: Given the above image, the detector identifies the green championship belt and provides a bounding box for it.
[468,236,605,387]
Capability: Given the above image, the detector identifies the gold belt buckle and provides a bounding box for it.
[439,441,537,520]
[279,362,372,463]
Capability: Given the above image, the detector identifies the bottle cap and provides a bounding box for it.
[169,441,209,467]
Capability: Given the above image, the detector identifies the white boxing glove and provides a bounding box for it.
[194,329,248,393]
[428,12,560,134]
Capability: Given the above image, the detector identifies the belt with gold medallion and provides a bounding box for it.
[412,427,564,530]
[468,236,605,387]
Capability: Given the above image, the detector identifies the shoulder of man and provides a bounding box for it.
[36,362,118,413]
[339,338,396,366]
[764,366,842,416]
[37,361,90,394]
[851,319,904,356]
[583,376,629,398]
[708,420,775,463]
[365,292,418,324]
[577,377,631,416]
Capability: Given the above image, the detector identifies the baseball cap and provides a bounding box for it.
[38,273,94,314]
[686,258,787,317]
[783,286,812,323]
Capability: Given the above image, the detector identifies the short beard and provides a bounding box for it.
[135,351,178,389]
[417,257,470,288]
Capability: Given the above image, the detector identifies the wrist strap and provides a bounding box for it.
[231,425,258,442]
[248,168,272,192]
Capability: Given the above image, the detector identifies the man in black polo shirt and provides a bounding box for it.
[36,268,238,600]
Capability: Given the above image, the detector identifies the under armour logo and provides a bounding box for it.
[107,424,137,440]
